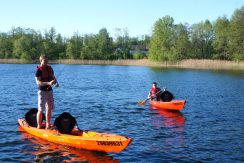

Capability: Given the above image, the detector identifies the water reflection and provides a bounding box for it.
[19,127,119,163]
[149,108,186,152]
[155,109,186,127]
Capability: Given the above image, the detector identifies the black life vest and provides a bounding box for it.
[37,65,53,82]
[54,112,77,134]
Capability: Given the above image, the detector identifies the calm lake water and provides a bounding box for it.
[0,64,243,162]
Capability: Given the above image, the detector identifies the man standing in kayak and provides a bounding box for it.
[35,55,59,129]
[148,82,161,101]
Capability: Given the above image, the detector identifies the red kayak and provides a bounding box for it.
[150,100,186,111]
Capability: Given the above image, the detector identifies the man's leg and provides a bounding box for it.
[46,90,54,129]
[37,110,43,129]
[46,107,52,129]
[37,90,45,129]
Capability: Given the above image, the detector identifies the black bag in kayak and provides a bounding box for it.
[54,112,77,134]
[159,90,174,102]
[25,108,45,127]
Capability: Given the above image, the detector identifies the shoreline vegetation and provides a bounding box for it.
[1,58,243,70]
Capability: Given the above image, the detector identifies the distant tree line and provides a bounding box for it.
[0,6,243,62]
[149,6,244,61]
[0,27,149,62]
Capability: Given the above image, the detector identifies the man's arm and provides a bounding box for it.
[35,76,55,87]
[52,74,59,87]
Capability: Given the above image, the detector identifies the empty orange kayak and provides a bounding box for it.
[18,118,132,153]
[150,100,186,111]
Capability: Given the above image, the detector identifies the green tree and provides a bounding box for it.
[212,16,230,59]
[229,6,244,60]
[66,42,75,59]
[114,28,131,59]
[97,28,113,59]
[149,16,176,61]
[172,23,191,60]
[190,20,214,59]
[66,33,83,59]
[81,34,98,59]
[55,33,66,59]
[13,35,38,62]
[44,27,56,43]
[42,27,58,59]
[0,33,13,58]
[9,27,25,39]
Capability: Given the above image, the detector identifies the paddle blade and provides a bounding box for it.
[137,100,146,105]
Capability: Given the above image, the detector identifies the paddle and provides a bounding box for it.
[137,98,150,105]
[137,90,162,105]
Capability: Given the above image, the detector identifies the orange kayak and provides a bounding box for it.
[150,100,186,111]
[18,118,132,153]
[19,128,120,162]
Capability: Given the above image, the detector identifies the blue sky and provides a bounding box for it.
[0,0,243,38]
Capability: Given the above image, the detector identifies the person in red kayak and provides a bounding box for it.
[148,82,161,101]
[35,55,59,129]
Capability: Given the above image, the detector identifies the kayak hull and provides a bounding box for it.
[18,118,132,153]
[150,100,186,111]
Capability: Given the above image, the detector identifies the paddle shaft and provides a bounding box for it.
[138,89,162,105]
[148,89,162,100]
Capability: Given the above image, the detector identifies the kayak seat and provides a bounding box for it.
[159,90,174,102]
[25,108,45,127]
[54,112,77,134]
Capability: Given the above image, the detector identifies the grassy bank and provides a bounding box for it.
[0,58,244,70]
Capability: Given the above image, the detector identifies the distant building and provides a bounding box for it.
[130,45,148,55]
